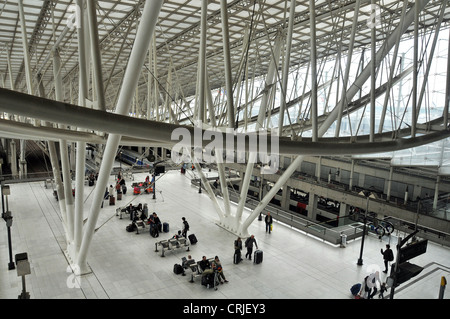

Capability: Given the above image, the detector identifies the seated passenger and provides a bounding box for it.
[182,255,195,268]
[199,256,211,272]
[212,256,228,283]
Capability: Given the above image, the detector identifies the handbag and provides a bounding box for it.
[270,224,273,231]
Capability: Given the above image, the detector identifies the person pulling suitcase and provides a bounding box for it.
[245,235,258,260]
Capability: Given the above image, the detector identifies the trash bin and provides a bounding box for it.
[340,232,347,248]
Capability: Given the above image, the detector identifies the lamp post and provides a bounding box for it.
[1,181,15,270]
[357,191,370,266]
[152,173,156,199]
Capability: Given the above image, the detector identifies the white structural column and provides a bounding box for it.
[53,49,72,238]
[73,0,89,262]
[412,1,419,138]
[235,34,283,236]
[220,0,235,127]
[17,0,30,178]
[205,71,231,218]
[86,0,106,112]
[189,1,228,223]
[445,27,450,126]
[309,0,318,142]
[197,0,207,124]
[335,0,361,136]
[76,0,164,274]
[217,0,235,220]
[5,45,18,176]
[379,0,408,133]
[278,0,296,136]
[370,0,376,142]
[36,74,68,238]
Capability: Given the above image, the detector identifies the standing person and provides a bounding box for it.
[127,203,135,220]
[151,174,155,190]
[212,256,228,283]
[265,212,273,233]
[381,244,394,273]
[109,184,114,197]
[151,212,161,237]
[182,217,189,238]
[234,237,243,263]
[245,235,258,260]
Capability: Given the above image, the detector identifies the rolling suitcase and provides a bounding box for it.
[122,185,127,194]
[234,251,241,264]
[254,250,263,264]
[117,192,122,200]
[109,195,115,205]
[163,222,169,233]
[188,234,198,245]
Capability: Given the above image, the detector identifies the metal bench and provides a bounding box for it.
[155,237,190,257]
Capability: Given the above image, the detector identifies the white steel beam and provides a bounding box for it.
[76,0,164,274]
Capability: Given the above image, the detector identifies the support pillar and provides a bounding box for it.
[76,0,164,275]
[281,184,290,210]
[338,202,348,227]
[386,166,393,201]
[308,193,318,221]
[433,176,440,210]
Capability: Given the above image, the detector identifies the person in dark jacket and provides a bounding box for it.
[265,212,273,233]
[150,212,161,237]
[182,217,189,238]
[234,237,243,262]
[381,244,394,273]
[245,235,258,260]
[199,256,211,272]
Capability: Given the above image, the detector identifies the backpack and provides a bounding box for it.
[173,264,183,275]
[126,223,136,232]
[387,249,394,261]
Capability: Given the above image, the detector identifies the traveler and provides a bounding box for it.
[265,213,273,233]
[245,235,258,260]
[234,237,243,262]
[182,217,189,238]
[381,244,394,273]
[199,256,211,271]
[212,256,228,283]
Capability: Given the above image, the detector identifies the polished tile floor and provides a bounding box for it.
[1,167,449,300]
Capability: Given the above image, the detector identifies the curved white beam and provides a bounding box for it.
[0,88,449,156]
[0,118,171,147]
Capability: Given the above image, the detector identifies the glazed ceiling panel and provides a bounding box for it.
[0,0,448,110]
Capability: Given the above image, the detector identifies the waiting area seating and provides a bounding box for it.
[155,237,190,257]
